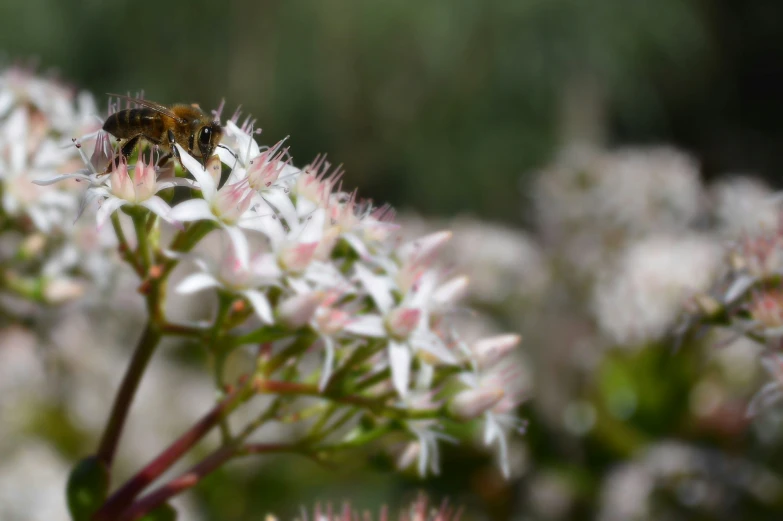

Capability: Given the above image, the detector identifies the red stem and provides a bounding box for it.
[93,387,246,521]
[96,323,161,470]
[257,379,381,410]
[119,444,294,521]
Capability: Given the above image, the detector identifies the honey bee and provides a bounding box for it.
[102,94,223,171]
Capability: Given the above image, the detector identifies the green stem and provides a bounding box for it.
[160,321,210,338]
[131,211,151,271]
[210,292,235,442]
[96,323,162,470]
[111,213,143,277]
[323,340,385,394]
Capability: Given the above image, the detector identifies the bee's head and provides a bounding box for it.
[194,121,223,168]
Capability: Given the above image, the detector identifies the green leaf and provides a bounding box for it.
[66,456,109,521]
[139,503,178,521]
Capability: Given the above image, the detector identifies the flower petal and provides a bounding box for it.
[389,340,411,397]
[222,224,250,268]
[141,196,178,226]
[96,197,128,228]
[242,289,273,324]
[175,144,217,200]
[723,274,756,304]
[263,189,299,231]
[354,263,394,314]
[169,198,216,223]
[318,337,335,391]
[412,329,458,365]
[32,171,94,186]
[176,272,221,294]
[344,315,385,337]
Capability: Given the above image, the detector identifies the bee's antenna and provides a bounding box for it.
[217,144,238,161]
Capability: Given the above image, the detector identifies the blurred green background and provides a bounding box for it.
[4,0,781,223]
[6,1,783,520]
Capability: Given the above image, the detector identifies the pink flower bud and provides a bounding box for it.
[385,307,421,339]
[449,387,505,420]
[399,231,452,269]
[90,132,113,173]
[109,157,135,201]
[247,147,285,191]
[133,157,157,202]
[471,334,521,367]
[279,241,318,273]
[433,276,470,307]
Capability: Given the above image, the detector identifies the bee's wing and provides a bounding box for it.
[107,93,186,123]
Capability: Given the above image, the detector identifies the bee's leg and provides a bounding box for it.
[167,130,181,164]
[156,153,173,169]
[102,135,141,175]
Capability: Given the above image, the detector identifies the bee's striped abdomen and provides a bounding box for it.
[102,108,165,143]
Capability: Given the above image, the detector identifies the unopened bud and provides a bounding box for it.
[449,387,504,420]
[471,334,521,368]
[399,231,452,268]
[433,276,470,306]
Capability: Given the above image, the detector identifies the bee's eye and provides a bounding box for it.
[198,127,212,147]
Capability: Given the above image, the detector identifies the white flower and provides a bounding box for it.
[176,237,280,323]
[169,145,282,267]
[346,262,458,397]
[94,154,183,226]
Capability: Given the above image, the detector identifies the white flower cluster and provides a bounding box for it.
[0,67,117,307]
[42,105,525,476]
[598,441,783,521]
[688,215,783,416]
[531,145,783,347]
[533,146,703,274]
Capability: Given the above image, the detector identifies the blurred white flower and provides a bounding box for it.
[593,234,722,345]
[399,216,549,305]
[597,463,654,521]
[599,441,783,520]
[0,442,70,521]
[709,176,779,237]
[534,146,704,276]
[0,66,118,303]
